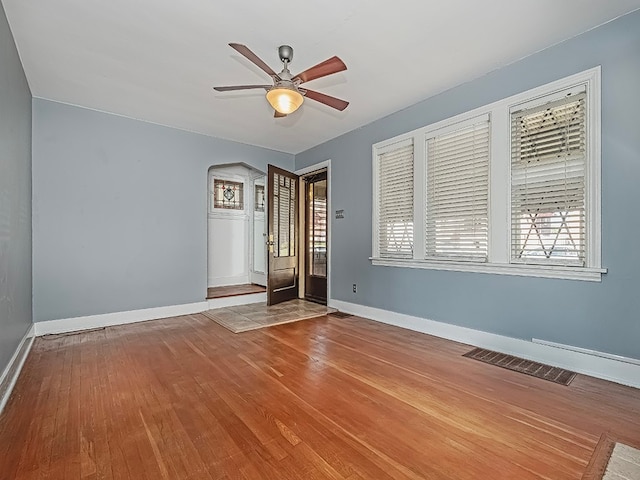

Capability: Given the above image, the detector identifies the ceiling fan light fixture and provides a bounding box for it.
[266,87,304,115]
[214,43,348,115]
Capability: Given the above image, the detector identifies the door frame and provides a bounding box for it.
[295,160,332,306]
[249,173,267,287]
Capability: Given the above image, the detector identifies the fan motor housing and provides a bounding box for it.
[278,45,293,63]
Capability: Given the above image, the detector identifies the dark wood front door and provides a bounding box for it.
[267,165,299,306]
[304,171,328,304]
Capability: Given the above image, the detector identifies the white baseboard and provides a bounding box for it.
[34,301,209,336]
[249,272,266,287]
[0,324,36,415]
[207,292,266,309]
[34,292,270,337]
[532,338,640,367]
[329,300,640,389]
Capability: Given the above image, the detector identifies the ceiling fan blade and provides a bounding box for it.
[274,110,287,118]
[293,56,346,84]
[213,85,271,92]
[229,43,280,80]
[302,89,349,111]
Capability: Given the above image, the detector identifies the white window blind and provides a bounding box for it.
[376,140,414,258]
[511,93,586,265]
[425,117,490,261]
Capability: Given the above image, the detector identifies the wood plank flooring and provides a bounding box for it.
[0,314,639,479]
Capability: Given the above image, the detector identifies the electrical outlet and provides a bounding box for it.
[352,284,357,293]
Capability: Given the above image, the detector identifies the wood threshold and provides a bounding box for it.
[581,432,640,480]
[206,283,266,299]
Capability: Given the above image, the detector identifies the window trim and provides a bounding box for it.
[370,257,606,282]
[371,67,604,282]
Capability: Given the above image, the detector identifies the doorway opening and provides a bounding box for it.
[205,162,331,311]
[206,164,267,300]
[265,163,331,307]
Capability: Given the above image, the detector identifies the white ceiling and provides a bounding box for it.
[3,0,640,154]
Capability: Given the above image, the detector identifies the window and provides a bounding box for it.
[306,173,328,277]
[373,139,414,259]
[272,173,296,257]
[426,116,490,261]
[254,184,265,212]
[511,93,586,265]
[213,179,244,210]
[371,67,604,281]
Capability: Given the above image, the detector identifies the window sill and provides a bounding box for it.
[370,257,606,282]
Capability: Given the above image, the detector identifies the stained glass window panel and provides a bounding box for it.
[254,184,265,212]
[213,179,244,210]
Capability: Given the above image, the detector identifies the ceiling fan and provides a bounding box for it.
[213,43,348,117]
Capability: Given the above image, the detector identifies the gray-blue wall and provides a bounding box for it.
[0,2,32,373]
[32,99,294,322]
[295,10,640,360]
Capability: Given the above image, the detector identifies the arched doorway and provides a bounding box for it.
[207,164,266,291]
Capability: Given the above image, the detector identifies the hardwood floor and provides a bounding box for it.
[1,314,639,479]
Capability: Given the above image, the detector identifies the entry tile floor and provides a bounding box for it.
[202,299,335,333]
[603,442,640,479]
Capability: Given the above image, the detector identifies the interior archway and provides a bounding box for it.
[206,164,267,292]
